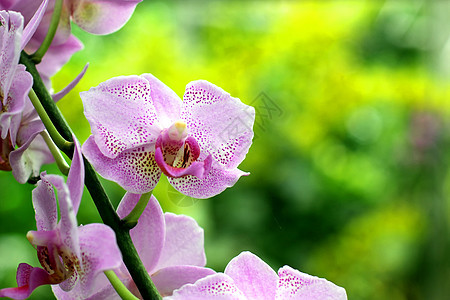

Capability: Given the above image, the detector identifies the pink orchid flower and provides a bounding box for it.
[1,3,87,183]
[0,10,33,151]
[167,251,348,300]
[82,74,255,198]
[0,4,58,182]
[0,138,122,299]
[53,192,215,299]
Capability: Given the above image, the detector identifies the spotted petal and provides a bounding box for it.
[74,224,122,298]
[44,174,81,277]
[181,80,255,169]
[169,165,248,199]
[276,266,347,300]
[81,75,181,159]
[0,64,33,146]
[83,135,161,193]
[31,171,57,231]
[167,273,247,300]
[0,10,23,100]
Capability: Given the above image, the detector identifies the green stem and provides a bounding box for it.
[28,88,73,152]
[122,191,153,229]
[31,0,63,63]
[40,131,69,176]
[20,52,73,146]
[19,50,162,300]
[84,160,162,300]
[104,270,139,300]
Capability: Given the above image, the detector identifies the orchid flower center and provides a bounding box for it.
[27,231,79,284]
[167,120,188,141]
[159,121,190,166]
[154,120,209,178]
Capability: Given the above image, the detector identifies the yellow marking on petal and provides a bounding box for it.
[78,2,99,21]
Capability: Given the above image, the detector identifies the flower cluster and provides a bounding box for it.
[0,1,348,299]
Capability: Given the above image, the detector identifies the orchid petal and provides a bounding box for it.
[10,127,53,184]
[21,0,49,49]
[67,134,85,214]
[15,117,44,147]
[52,278,123,300]
[168,273,246,300]
[31,171,57,231]
[81,75,180,159]
[169,165,248,199]
[44,174,81,271]
[224,251,278,300]
[0,64,32,146]
[71,0,141,35]
[0,264,53,300]
[53,63,88,102]
[0,10,23,99]
[83,135,161,194]
[151,265,215,297]
[140,73,182,127]
[153,213,206,271]
[181,80,255,168]
[117,193,165,273]
[75,223,122,298]
[276,266,347,300]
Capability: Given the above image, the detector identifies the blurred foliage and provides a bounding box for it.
[1,1,449,299]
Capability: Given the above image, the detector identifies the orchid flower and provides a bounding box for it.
[1,3,87,183]
[53,192,215,299]
[6,62,89,184]
[8,98,55,183]
[0,10,33,150]
[82,74,255,198]
[167,251,348,300]
[0,137,122,299]
[0,6,57,182]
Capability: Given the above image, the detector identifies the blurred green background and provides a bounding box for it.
[1,0,449,299]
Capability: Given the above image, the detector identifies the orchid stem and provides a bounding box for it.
[31,0,63,63]
[28,88,73,152]
[40,130,69,175]
[104,270,139,300]
[122,191,153,229]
